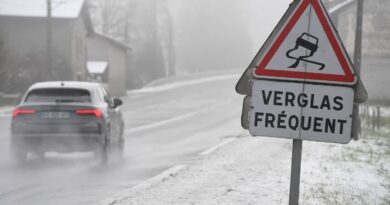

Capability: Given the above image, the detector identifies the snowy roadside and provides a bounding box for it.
[100,117,390,205]
[127,73,240,94]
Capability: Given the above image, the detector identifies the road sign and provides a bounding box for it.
[253,0,356,85]
[241,96,251,130]
[235,0,367,103]
[235,1,368,204]
[250,80,354,144]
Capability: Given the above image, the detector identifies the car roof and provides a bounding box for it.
[28,81,101,91]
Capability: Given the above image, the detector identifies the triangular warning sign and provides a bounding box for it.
[253,0,356,85]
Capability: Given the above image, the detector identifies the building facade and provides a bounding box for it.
[88,34,130,97]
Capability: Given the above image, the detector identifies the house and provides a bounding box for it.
[329,0,390,106]
[0,0,94,86]
[87,33,130,97]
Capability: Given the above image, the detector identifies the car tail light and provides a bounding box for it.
[12,109,36,118]
[75,109,102,118]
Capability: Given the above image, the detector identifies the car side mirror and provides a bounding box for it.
[113,98,123,108]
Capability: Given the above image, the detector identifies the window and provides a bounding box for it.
[25,88,91,103]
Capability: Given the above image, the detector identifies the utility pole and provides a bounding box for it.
[46,0,53,79]
[353,0,364,139]
[354,0,363,74]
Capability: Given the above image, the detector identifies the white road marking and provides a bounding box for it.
[125,112,198,134]
[95,165,187,205]
[199,138,237,156]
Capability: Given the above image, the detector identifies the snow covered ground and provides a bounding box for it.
[128,73,240,94]
[101,113,390,205]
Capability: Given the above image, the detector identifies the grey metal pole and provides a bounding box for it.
[289,139,303,205]
[352,0,364,140]
[354,0,363,74]
[46,0,52,79]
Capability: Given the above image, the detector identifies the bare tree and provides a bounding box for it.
[360,0,390,58]
[89,0,128,40]
[156,0,176,76]
[0,29,8,93]
[89,0,175,87]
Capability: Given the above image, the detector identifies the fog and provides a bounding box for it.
[86,0,291,88]
[166,0,291,73]
[0,0,389,204]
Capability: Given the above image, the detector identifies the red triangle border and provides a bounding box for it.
[254,0,356,85]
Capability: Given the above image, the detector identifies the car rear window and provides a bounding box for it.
[25,88,91,103]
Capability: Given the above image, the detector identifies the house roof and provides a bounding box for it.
[0,0,85,18]
[94,33,131,51]
[0,0,94,35]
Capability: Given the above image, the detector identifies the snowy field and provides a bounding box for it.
[104,110,390,205]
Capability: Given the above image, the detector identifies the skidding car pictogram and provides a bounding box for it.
[286,33,325,70]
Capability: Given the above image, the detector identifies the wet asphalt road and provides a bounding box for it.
[0,72,243,205]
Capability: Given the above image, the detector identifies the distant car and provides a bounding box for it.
[11,81,124,162]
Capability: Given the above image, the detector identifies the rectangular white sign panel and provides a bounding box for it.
[250,80,354,144]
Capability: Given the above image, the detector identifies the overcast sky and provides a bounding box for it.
[240,0,292,52]
[165,0,294,72]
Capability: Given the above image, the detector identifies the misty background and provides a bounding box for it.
[0,0,389,99]
[87,0,292,88]
[0,1,389,205]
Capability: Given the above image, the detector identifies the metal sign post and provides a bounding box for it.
[235,0,368,204]
[289,139,303,205]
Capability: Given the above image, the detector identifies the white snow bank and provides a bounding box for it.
[104,132,389,205]
[128,74,240,94]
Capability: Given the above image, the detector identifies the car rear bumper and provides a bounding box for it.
[11,134,105,153]
[12,122,102,135]
[11,122,106,152]
[12,133,104,138]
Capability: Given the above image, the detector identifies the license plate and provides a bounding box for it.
[41,112,70,119]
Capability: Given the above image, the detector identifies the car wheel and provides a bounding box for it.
[115,121,125,156]
[107,131,124,160]
[96,127,110,163]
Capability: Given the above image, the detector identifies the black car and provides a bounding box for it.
[11,81,124,162]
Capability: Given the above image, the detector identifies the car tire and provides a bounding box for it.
[118,123,125,154]
[104,129,110,162]
[107,129,124,160]
[95,126,110,163]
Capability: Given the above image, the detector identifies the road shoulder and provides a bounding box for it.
[98,121,390,205]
